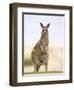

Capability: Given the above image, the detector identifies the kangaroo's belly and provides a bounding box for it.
[31,47,49,65]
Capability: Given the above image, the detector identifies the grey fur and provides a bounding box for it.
[31,23,50,72]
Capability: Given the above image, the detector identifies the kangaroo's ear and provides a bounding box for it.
[46,23,50,28]
[40,22,44,28]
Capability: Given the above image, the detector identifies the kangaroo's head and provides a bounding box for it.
[40,23,50,38]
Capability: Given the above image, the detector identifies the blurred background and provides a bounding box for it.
[24,14,65,74]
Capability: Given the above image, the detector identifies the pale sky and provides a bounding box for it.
[24,14,65,56]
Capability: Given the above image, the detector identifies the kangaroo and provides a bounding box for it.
[31,23,50,72]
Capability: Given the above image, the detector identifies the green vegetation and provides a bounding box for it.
[24,57,63,75]
[24,71,63,74]
[24,57,32,66]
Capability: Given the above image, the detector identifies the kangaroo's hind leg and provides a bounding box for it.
[34,64,37,72]
[34,64,40,72]
[36,65,40,72]
[45,63,48,72]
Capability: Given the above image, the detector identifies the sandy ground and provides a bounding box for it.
[24,47,64,73]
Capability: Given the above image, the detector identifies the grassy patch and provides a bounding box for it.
[24,71,63,74]
[24,57,32,66]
